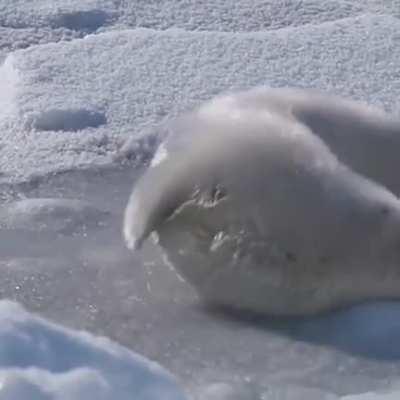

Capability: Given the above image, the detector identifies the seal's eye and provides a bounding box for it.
[211,184,228,203]
[191,183,228,207]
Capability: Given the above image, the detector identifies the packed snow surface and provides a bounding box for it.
[1,1,400,399]
[1,12,400,182]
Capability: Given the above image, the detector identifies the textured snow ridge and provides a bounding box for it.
[1,14,400,182]
[1,1,398,61]
[2,0,399,36]
[115,0,400,32]
[0,300,187,400]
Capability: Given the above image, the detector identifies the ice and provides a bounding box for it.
[194,382,261,400]
[0,167,399,400]
[0,301,186,400]
[1,0,400,399]
[0,198,110,234]
[342,390,400,400]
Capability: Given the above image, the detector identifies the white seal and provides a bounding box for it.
[124,87,400,316]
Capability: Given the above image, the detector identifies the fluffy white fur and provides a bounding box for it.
[124,87,400,316]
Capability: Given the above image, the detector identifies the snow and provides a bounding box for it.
[2,13,400,182]
[1,0,400,399]
[0,301,186,400]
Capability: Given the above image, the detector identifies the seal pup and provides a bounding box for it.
[123,87,400,316]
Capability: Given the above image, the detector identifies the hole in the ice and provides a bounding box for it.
[51,10,111,32]
[32,109,107,132]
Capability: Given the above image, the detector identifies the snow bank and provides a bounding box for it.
[1,14,400,182]
[8,285,399,400]
[0,301,186,400]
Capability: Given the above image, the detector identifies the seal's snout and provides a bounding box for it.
[123,160,193,252]
[123,229,142,251]
[123,187,151,251]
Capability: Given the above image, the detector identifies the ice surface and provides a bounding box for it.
[0,300,186,400]
[1,0,400,399]
[0,198,110,234]
[1,167,400,400]
[342,390,400,400]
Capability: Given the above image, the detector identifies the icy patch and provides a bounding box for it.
[342,390,400,399]
[261,386,338,400]
[4,166,400,399]
[0,301,186,400]
[0,198,110,234]
[30,109,107,132]
[194,383,400,400]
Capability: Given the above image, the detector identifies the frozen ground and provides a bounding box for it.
[1,1,400,399]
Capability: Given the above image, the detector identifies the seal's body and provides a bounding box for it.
[124,88,400,315]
